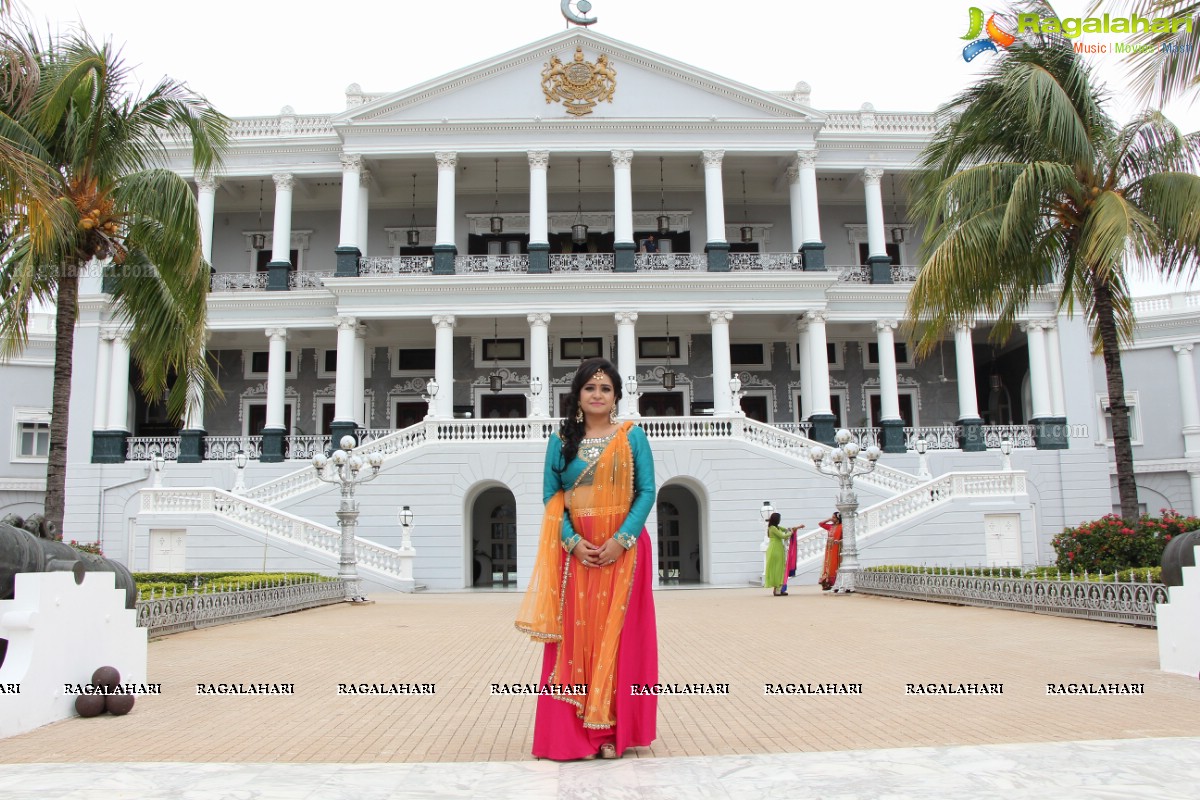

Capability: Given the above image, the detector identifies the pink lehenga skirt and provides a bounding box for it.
[531,528,658,760]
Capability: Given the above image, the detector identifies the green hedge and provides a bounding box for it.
[863,565,1162,582]
[1051,510,1200,572]
[134,572,333,599]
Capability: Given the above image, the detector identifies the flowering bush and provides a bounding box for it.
[69,540,104,556]
[1051,509,1199,573]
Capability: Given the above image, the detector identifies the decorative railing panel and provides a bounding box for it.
[548,253,615,272]
[845,427,880,448]
[856,568,1168,627]
[833,265,871,283]
[139,488,407,579]
[728,253,804,271]
[229,115,334,138]
[135,577,345,637]
[634,253,706,272]
[126,437,181,461]
[903,426,962,450]
[790,528,829,563]
[454,255,530,274]
[890,265,919,282]
[981,425,1037,449]
[204,436,262,461]
[857,471,1027,540]
[283,436,324,460]
[359,256,434,276]
[288,271,332,289]
[770,422,813,437]
[210,272,268,292]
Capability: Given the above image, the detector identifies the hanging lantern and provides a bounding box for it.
[661,369,676,390]
[891,227,905,243]
[740,225,754,243]
[407,173,420,247]
[489,158,504,235]
[656,156,670,235]
[738,169,752,244]
[489,319,504,393]
[252,179,266,250]
[571,158,588,245]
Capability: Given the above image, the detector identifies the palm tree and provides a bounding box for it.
[906,32,1200,523]
[0,22,229,536]
[1089,1,1200,104]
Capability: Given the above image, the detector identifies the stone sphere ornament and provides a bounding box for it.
[91,665,120,691]
[105,693,135,716]
[75,693,105,718]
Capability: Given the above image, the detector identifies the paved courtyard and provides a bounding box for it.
[2,585,1198,766]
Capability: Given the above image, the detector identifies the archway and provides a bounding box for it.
[657,484,702,585]
[471,487,517,587]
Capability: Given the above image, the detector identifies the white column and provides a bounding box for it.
[806,312,833,417]
[1045,320,1066,418]
[333,317,356,426]
[954,322,981,420]
[615,312,639,416]
[528,313,551,417]
[264,328,288,431]
[338,154,362,250]
[270,173,294,266]
[357,171,372,257]
[795,318,811,421]
[196,177,218,264]
[432,315,456,419]
[702,150,726,245]
[710,311,734,416]
[107,332,131,431]
[183,341,207,431]
[528,151,549,248]
[612,150,634,246]
[787,164,804,252]
[797,150,822,245]
[94,331,114,431]
[1022,321,1053,420]
[1175,344,1200,456]
[352,323,367,427]
[876,319,901,422]
[435,152,457,248]
[862,167,887,260]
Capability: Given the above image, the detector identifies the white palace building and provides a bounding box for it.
[4,25,1200,590]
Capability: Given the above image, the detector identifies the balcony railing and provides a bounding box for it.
[289,271,332,289]
[549,253,616,272]
[728,252,804,271]
[359,256,434,276]
[210,271,268,291]
[455,254,529,274]
[634,253,706,271]
[832,265,920,283]
[203,436,263,461]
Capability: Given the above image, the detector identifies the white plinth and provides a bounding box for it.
[0,571,148,738]
[1157,545,1200,677]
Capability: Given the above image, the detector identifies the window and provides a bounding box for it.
[15,415,50,460]
[394,347,436,377]
[255,249,300,271]
[1097,392,1142,446]
[559,337,603,361]
[318,349,338,379]
[866,391,918,427]
[244,350,297,378]
[866,341,913,368]
[857,242,901,266]
[638,336,681,361]
[730,342,769,369]
[482,338,525,361]
[791,341,843,370]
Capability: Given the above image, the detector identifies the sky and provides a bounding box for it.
[24,0,1200,294]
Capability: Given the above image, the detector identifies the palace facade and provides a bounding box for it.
[4,27,1199,590]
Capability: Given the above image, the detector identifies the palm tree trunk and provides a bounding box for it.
[44,264,80,539]
[1093,282,1140,523]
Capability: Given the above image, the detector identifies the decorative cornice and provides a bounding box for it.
[0,478,46,492]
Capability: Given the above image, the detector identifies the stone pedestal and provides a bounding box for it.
[614,241,635,273]
[528,242,549,274]
[91,431,128,464]
[809,413,836,446]
[705,242,729,272]
[260,428,285,463]
[868,256,892,284]
[801,242,826,271]
[958,418,986,452]
[1034,417,1069,450]
[334,246,361,278]
[879,419,906,454]
[267,262,290,291]
[178,429,205,464]
[433,245,457,276]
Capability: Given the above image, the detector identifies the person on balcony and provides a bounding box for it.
[516,357,658,761]
[639,234,658,253]
[818,511,843,591]
[764,513,802,596]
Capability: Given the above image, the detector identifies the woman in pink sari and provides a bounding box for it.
[516,358,657,760]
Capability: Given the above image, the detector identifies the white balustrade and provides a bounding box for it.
[633,253,706,272]
[358,256,435,276]
[210,272,268,292]
[288,271,332,289]
[548,253,615,272]
[728,252,805,271]
[454,255,530,274]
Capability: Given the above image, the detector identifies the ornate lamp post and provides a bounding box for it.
[398,505,415,551]
[232,449,249,494]
[729,375,745,416]
[810,429,881,594]
[527,377,543,417]
[1000,436,1014,472]
[151,454,165,488]
[624,374,641,418]
[312,435,384,603]
[421,378,439,420]
[914,436,931,479]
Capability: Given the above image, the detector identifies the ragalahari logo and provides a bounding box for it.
[962,7,1018,61]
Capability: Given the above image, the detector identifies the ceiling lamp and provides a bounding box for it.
[252,179,266,251]
[489,319,504,393]
[739,169,753,244]
[490,158,503,235]
[656,156,670,236]
[407,173,420,247]
[571,158,588,246]
[890,173,905,244]
[662,315,676,390]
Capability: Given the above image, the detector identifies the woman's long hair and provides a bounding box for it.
[558,357,624,471]
[768,512,781,527]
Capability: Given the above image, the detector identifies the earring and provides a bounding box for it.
[609,405,618,423]
[575,407,584,423]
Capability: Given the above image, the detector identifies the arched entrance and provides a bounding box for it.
[471,487,517,587]
[657,485,702,585]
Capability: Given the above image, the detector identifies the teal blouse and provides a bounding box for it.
[543,425,655,553]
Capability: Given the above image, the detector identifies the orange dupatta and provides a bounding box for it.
[515,421,637,729]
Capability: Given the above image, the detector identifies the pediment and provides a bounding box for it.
[333,29,823,127]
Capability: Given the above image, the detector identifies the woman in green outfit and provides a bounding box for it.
[764,512,800,597]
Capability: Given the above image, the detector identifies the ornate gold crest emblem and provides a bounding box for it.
[541,47,617,117]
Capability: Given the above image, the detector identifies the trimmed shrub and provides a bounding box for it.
[1051,509,1200,573]
[70,540,104,556]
